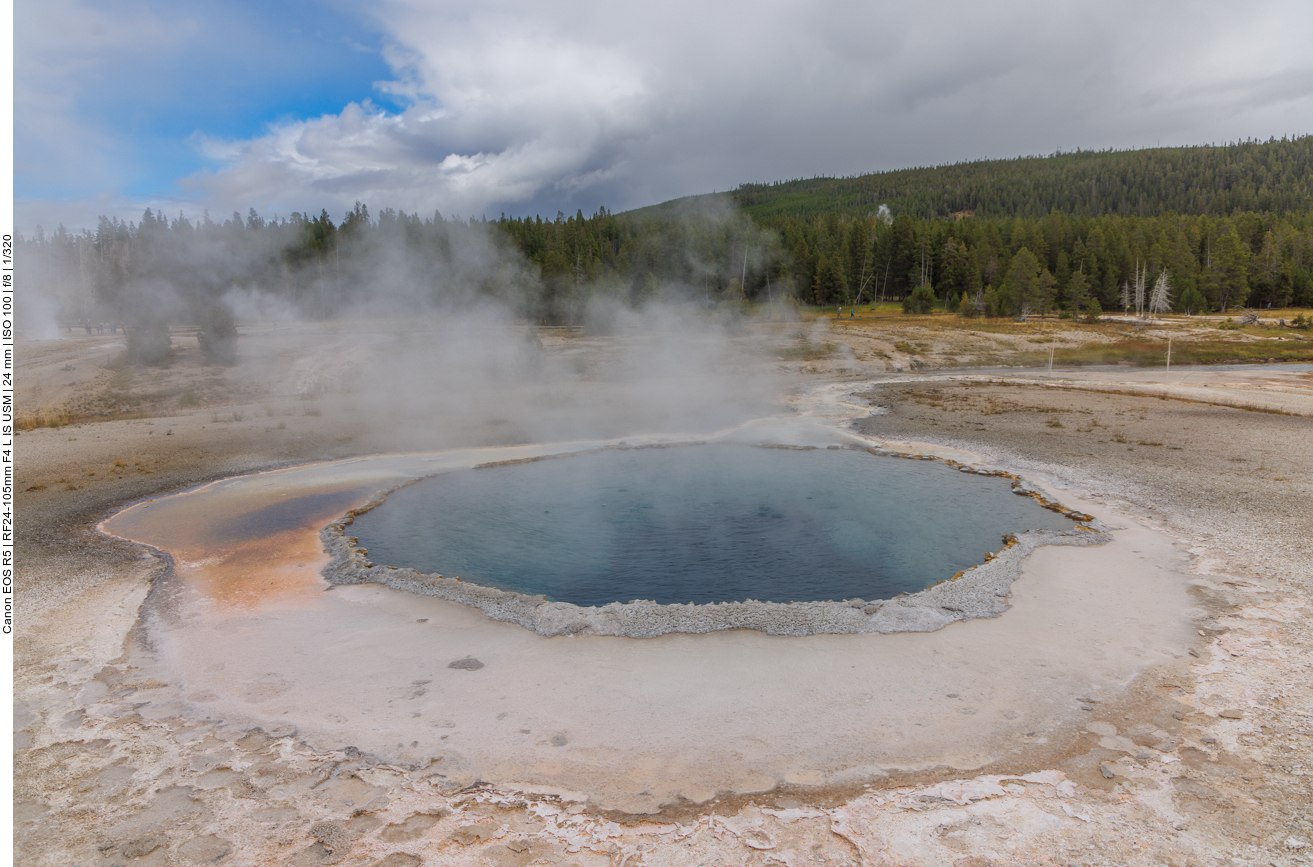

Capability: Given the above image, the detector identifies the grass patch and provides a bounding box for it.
[776,341,839,361]
[17,408,148,430]
[17,412,72,430]
[1018,339,1313,367]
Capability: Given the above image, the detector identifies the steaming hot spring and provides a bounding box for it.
[342,444,1077,609]
[102,420,1190,814]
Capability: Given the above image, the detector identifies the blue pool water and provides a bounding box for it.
[349,445,1074,607]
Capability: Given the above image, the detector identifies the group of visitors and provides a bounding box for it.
[65,319,121,334]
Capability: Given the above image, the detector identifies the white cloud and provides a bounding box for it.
[20,0,1313,228]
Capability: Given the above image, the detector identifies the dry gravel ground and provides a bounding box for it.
[13,323,1313,867]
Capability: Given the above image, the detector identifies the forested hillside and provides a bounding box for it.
[730,136,1313,220]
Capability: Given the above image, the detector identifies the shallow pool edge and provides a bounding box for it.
[319,441,1111,638]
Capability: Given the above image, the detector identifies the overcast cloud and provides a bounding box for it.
[15,0,1313,231]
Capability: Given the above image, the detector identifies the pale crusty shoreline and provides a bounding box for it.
[94,423,1189,817]
[14,325,1313,866]
[316,443,1109,638]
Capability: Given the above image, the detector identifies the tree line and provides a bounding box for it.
[761,208,1313,318]
[17,138,1313,363]
[19,202,781,342]
[20,202,1313,339]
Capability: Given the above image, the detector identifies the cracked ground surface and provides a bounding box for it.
[14,323,1313,866]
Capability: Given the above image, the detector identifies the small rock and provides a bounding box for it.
[1286,838,1308,851]
[1218,709,1244,720]
[1172,712,1184,720]
[123,835,167,859]
[1099,764,1116,779]
[741,828,775,850]
[310,820,350,857]
[448,657,484,671]
[379,812,446,843]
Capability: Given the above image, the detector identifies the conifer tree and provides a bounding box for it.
[1065,269,1091,313]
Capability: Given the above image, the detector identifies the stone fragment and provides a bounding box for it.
[379,812,446,843]
[122,835,166,858]
[309,821,351,863]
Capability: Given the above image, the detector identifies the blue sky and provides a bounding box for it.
[16,0,399,201]
[15,0,1313,232]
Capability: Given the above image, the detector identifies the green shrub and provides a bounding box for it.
[197,304,238,366]
[1085,297,1103,323]
[1178,286,1209,315]
[126,321,172,366]
[902,283,936,314]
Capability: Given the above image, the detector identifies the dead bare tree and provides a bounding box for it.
[1149,271,1172,320]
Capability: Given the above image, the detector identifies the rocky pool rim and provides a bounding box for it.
[320,441,1111,638]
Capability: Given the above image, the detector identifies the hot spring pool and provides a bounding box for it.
[347,445,1076,607]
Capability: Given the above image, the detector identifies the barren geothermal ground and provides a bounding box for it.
[14,315,1313,867]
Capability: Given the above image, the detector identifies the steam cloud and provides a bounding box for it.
[18,205,794,449]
